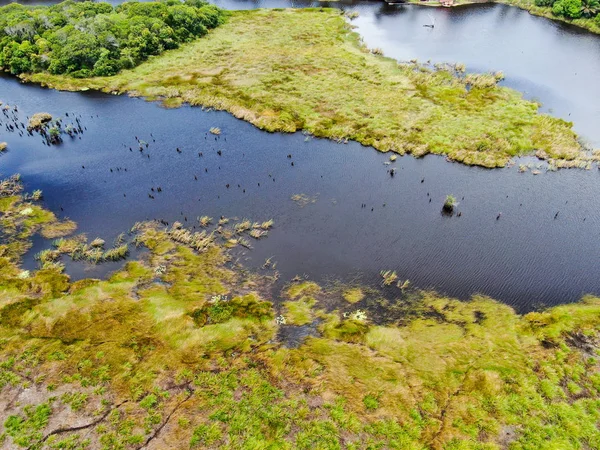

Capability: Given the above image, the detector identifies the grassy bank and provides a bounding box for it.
[500,0,600,34]
[23,8,584,168]
[3,175,600,448]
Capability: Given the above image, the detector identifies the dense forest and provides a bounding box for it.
[535,0,600,20]
[0,0,224,77]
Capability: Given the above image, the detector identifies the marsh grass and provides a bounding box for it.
[22,9,583,168]
[380,270,398,286]
[5,177,600,448]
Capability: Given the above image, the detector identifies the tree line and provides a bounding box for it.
[0,0,224,77]
[535,0,600,21]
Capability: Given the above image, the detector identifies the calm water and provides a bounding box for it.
[1,1,600,312]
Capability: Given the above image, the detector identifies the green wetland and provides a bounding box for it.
[2,0,600,448]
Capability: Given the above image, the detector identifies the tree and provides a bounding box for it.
[580,0,600,17]
[553,0,583,18]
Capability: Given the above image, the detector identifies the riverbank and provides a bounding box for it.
[2,175,600,448]
[400,0,600,35]
[22,8,584,168]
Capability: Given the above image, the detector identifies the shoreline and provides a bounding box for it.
[388,0,600,34]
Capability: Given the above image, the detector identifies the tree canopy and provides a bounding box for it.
[536,0,600,20]
[0,0,225,77]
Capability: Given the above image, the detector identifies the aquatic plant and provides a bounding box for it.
[234,219,252,234]
[380,270,398,286]
[27,113,52,130]
[0,142,6,152]
[397,279,410,290]
[209,127,221,135]
[103,244,129,261]
[260,220,274,230]
[90,238,105,248]
[343,288,365,304]
[443,194,457,213]
[291,193,317,207]
[199,216,213,227]
[249,229,267,239]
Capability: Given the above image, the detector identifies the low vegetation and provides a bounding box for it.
[0,0,224,77]
[23,8,583,168]
[3,176,600,448]
[502,0,600,34]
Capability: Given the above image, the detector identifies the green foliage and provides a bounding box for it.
[4,402,53,447]
[0,0,224,76]
[581,0,600,17]
[553,0,584,18]
[363,394,380,411]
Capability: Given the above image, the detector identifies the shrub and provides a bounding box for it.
[552,0,583,18]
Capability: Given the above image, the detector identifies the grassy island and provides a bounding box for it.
[3,176,600,449]
[18,6,586,168]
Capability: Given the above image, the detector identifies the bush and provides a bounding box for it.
[552,0,583,18]
[535,0,556,7]
[0,0,225,76]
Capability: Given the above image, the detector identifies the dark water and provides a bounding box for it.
[2,74,600,313]
[1,1,600,312]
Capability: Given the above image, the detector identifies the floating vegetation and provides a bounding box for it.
[443,194,457,214]
[209,127,221,135]
[389,154,397,162]
[90,238,105,248]
[218,217,229,226]
[199,216,212,227]
[34,249,60,264]
[238,237,252,249]
[397,279,411,290]
[291,193,317,207]
[0,142,6,152]
[249,229,268,239]
[102,244,129,261]
[27,112,52,130]
[30,189,43,201]
[260,219,274,230]
[234,219,252,234]
[518,164,529,173]
[380,270,398,286]
[345,11,359,20]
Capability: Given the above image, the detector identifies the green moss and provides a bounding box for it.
[286,281,321,300]
[283,296,316,325]
[342,288,365,304]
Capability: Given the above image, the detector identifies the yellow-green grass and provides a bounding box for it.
[22,9,583,168]
[283,296,316,325]
[343,287,365,304]
[3,179,600,448]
